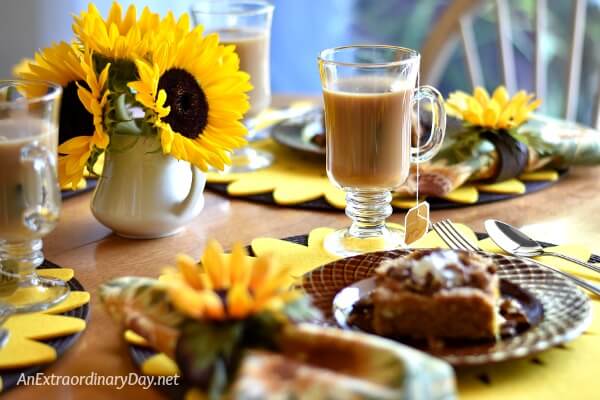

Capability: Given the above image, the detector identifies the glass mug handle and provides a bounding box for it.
[410,85,446,163]
[20,143,61,235]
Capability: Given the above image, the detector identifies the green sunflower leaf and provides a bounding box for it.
[175,320,244,393]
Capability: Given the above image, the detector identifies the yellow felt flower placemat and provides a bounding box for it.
[206,139,562,210]
[131,225,597,399]
[0,267,89,391]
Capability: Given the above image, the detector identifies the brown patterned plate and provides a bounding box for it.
[300,249,592,366]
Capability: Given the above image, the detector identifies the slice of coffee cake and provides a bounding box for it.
[371,249,500,340]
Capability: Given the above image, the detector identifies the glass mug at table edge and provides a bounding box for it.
[191,0,275,172]
[318,45,446,257]
[0,79,68,313]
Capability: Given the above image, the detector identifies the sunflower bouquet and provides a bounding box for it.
[397,86,600,198]
[100,241,453,398]
[15,2,252,190]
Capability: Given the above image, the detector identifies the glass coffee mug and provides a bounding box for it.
[191,0,275,172]
[318,45,446,256]
[0,80,68,312]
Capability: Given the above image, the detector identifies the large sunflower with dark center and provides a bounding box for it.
[59,80,94,145]
[158,68,209,139]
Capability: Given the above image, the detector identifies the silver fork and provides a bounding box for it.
[431,219,600,296]
[431,219,479,251]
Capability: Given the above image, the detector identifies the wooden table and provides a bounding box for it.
[7,96,600,399]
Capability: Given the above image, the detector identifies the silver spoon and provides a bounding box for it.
[485,220,600,274]
[485,219,600,296]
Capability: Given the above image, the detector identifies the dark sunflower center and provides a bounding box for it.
[59,80,94,145]
[158,68,209,139]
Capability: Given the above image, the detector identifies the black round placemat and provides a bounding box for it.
[206,171,566,212]
[61,178,97,200]
[1,261,90,391]
[128,230,597,394]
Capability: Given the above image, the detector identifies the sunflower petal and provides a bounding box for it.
[229,243,249,286]
[492,86,509,107]
[176,254,203,289]
[199,291,225,319]
[227,284,253,318]
[473,86,490,108]
[200,240,227,289]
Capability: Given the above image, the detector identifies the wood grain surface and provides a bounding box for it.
[6,96,600,399]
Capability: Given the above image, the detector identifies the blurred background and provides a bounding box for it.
[1,0,599,124]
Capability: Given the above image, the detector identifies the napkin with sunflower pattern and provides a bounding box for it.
[100,241,456,399]
[400,86,600,199]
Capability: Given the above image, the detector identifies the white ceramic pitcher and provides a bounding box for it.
[91,135,206,239]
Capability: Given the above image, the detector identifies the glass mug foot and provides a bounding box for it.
[0,275,70,313]
[224,147,274,173]
[323,224,405,257]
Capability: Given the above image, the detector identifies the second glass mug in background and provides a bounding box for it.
[0,80,67,312]
[318,45,446,256]
[191,0,275,172]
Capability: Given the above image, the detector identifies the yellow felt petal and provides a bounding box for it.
[205,170,243,183]
[307,227,336,249]
[202,140,341,208]
[37,268,74,281]
[324,189,346,209]
[251,237,336,283]
[336,236,391,255]
[0,336,56,369]
[273,182,326,204]
[141,353,180,376]
[392,197,419,209]
[125,330,149,347]
[478,237,505,253]
[519,170,559,182]
[227,175,276,195]
[458,302,600,399]
[2,284,82,310]
[441,185,479,203]
[4,314,85,340]
[477,179,526,194]
[44,291,90,315]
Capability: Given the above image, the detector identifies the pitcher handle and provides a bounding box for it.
[410,85,447,163]
[172,164,206,217]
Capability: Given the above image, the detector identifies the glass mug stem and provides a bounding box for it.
[0,240,43,278]
[346,190,392,238]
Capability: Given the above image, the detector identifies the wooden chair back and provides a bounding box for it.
[420,0,599,128]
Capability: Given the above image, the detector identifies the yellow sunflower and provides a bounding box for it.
[446,86,541,130]
[72,2,159,60]
[14,43,110,189]
[58,51,110,189]
[128,29,252,171]
[147,11,193,49]
[162,241,299,320]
